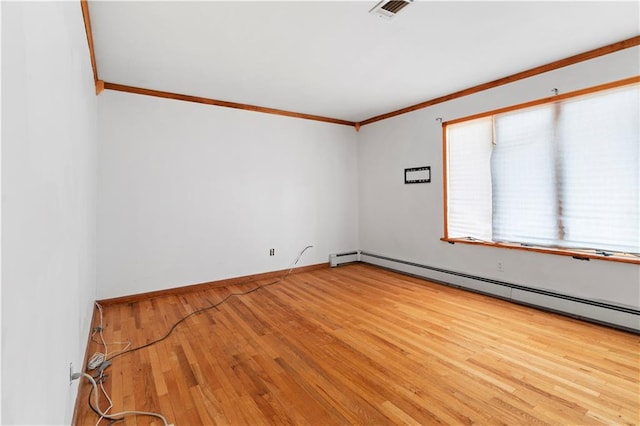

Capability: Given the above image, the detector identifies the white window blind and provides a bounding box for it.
[492,105,559,246]
[557,86,639,253]
[446,118,493,241]
[445,81,639,256]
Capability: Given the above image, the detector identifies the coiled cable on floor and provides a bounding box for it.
[82,245,313,424]
[73,372,169,426]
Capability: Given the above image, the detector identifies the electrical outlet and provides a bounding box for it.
[497,261,504,272]
[269,248,275,256]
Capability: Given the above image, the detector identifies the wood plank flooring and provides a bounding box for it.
[74,263,640,425]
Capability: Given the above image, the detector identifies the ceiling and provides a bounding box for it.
[89,1,639,123]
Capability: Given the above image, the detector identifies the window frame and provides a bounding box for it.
[441,76,640,264]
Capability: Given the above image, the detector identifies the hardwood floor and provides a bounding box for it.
[74,263,640,425]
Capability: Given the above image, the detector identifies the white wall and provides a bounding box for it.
[358,46,640,311]
[1,2,97,424]
[97,91,358,299]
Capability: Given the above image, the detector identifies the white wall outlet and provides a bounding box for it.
[269,248,275,256]
[497,261,504,272]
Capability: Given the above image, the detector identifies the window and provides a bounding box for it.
[443,78,639,263]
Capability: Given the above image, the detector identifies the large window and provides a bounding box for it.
[443,78,639,263]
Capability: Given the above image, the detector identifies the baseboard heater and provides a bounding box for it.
[329,251,361,267]
[330,250,639,333]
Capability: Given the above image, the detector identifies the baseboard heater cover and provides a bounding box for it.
[329,251,361,267]
[359,251,640,333]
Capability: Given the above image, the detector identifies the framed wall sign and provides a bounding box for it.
[404,166,430,184]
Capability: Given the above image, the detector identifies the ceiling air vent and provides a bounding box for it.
[369,0,413,20]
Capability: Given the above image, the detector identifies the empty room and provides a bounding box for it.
[2,0,639,425]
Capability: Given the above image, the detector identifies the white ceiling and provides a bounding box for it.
[89,1,639,122]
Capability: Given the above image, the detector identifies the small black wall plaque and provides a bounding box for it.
[404,166,431,184]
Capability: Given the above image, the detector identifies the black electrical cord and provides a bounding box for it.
[83,246,313,425]
[107,246,313,362]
